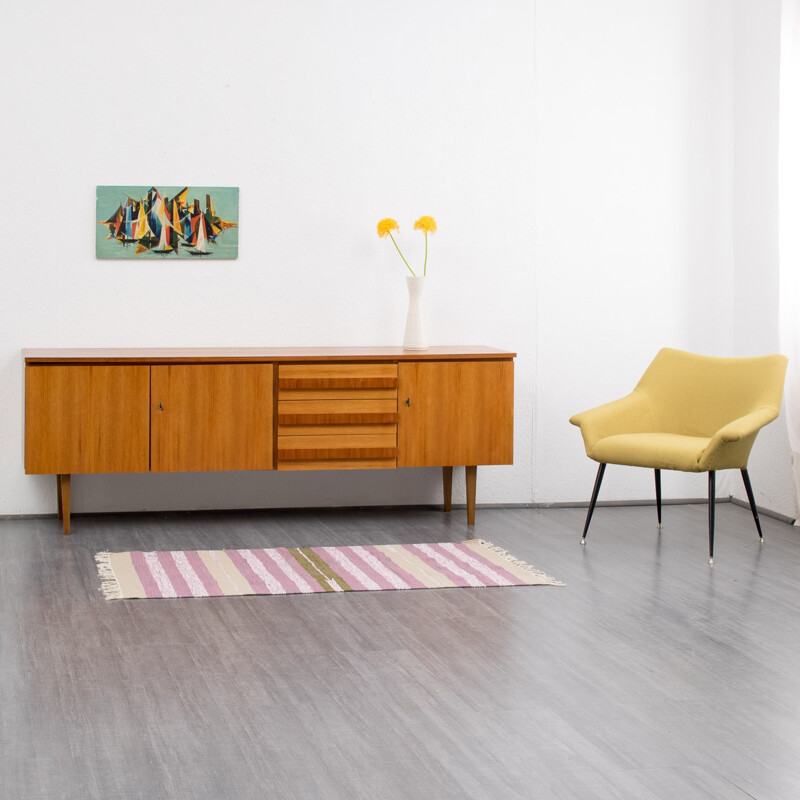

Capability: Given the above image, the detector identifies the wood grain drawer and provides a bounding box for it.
[278,458,396,471]
[278,422,396,436]
[278,398,398,415]
[279,433,396,453]
[280,364,397,379]
[277,363,398,469]
[278,364,398,398]
[279,387,397,400]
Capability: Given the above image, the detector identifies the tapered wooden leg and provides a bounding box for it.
[442,467,453,512]
[57,474,63,521]
[465,466,477,526]
[59,474,71,536]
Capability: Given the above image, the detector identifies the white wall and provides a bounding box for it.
[534,0,739,504]
[1,0,794,519]
[731,0,797,519]
[0,0,536,515]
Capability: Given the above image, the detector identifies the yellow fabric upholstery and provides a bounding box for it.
[590,433,711,472]
[570,348,787,472]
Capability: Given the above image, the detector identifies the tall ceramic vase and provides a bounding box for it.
[403,276,427,350]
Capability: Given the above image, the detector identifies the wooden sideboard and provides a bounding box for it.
[23,346,515,534]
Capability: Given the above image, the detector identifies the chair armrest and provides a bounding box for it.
[569,391,652,454]
[713,407,779,444]
[699,406,780,471]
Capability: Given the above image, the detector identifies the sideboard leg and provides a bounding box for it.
[466,466,477,525]
[442,467,453,512]
[57,474,63,521]
[59,474,71,535]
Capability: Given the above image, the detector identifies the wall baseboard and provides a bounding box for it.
[0,495,795,525]
[530,495,796,525]
[728,496,796,525]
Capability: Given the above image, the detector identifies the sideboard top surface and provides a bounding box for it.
[23,345,516,365]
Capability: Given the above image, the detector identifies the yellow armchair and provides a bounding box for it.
[570,348,787,563]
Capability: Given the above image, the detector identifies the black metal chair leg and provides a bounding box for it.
[581,463,606,545]
[740,468,764,543]
[654,469,662,528]
[708,471,716,565]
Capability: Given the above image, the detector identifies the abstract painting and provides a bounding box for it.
[96,186,238,259]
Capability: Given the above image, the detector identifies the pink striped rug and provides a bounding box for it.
[95,539,562,600]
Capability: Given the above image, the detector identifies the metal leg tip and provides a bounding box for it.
[759,537,764,544]
[657,523,663,530]
[708,557,714,565]
[580,538,586,546]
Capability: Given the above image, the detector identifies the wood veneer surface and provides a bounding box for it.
[398,360,514,467]
[276,361,400,469]
[151,364,274,472]
[23,345,515,364]
[25,365,149,474]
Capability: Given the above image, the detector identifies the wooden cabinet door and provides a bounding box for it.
[398,360,513,467]
[25,365,150,474]
[151,364,273,472]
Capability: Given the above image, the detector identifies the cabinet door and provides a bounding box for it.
[398,360,513,467]
[151,364,273,472]
[25,365,150,474]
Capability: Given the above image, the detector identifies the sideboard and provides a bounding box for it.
[23,346,515,534]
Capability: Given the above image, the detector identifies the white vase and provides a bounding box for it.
[403,276,427,350]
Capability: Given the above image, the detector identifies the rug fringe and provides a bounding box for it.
[477,539,565,586]
[94,552,123,600]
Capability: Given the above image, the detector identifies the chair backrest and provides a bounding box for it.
[635,348,788,437]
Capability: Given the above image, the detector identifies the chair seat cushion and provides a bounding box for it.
[590,433,710,472]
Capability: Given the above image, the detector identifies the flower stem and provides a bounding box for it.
[423,233,428,276]
[389,232,416,276]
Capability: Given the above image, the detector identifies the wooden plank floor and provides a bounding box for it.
[2,502,800,799]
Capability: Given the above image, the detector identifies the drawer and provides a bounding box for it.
[278,364,398,397]
[278,398,397,416]
[278,458,396,471]
[278,422,396,436]
[279,387,396,400]
[278,433,397,456]
[277,362,398,470]
[280,363,397,380]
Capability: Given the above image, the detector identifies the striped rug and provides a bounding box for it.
[95,539,563,600]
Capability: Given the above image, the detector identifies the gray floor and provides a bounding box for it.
[2,501,800,799]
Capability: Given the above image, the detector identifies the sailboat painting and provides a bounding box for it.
[96,186,239,259]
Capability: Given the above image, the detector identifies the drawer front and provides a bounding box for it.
[280,364,397,380]
[277,363,398,470]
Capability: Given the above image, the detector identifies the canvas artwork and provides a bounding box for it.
[96,186,239,259]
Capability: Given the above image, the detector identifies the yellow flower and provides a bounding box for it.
[377,218,400,238]
[413,216,437,276]
[413,216,437,235]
